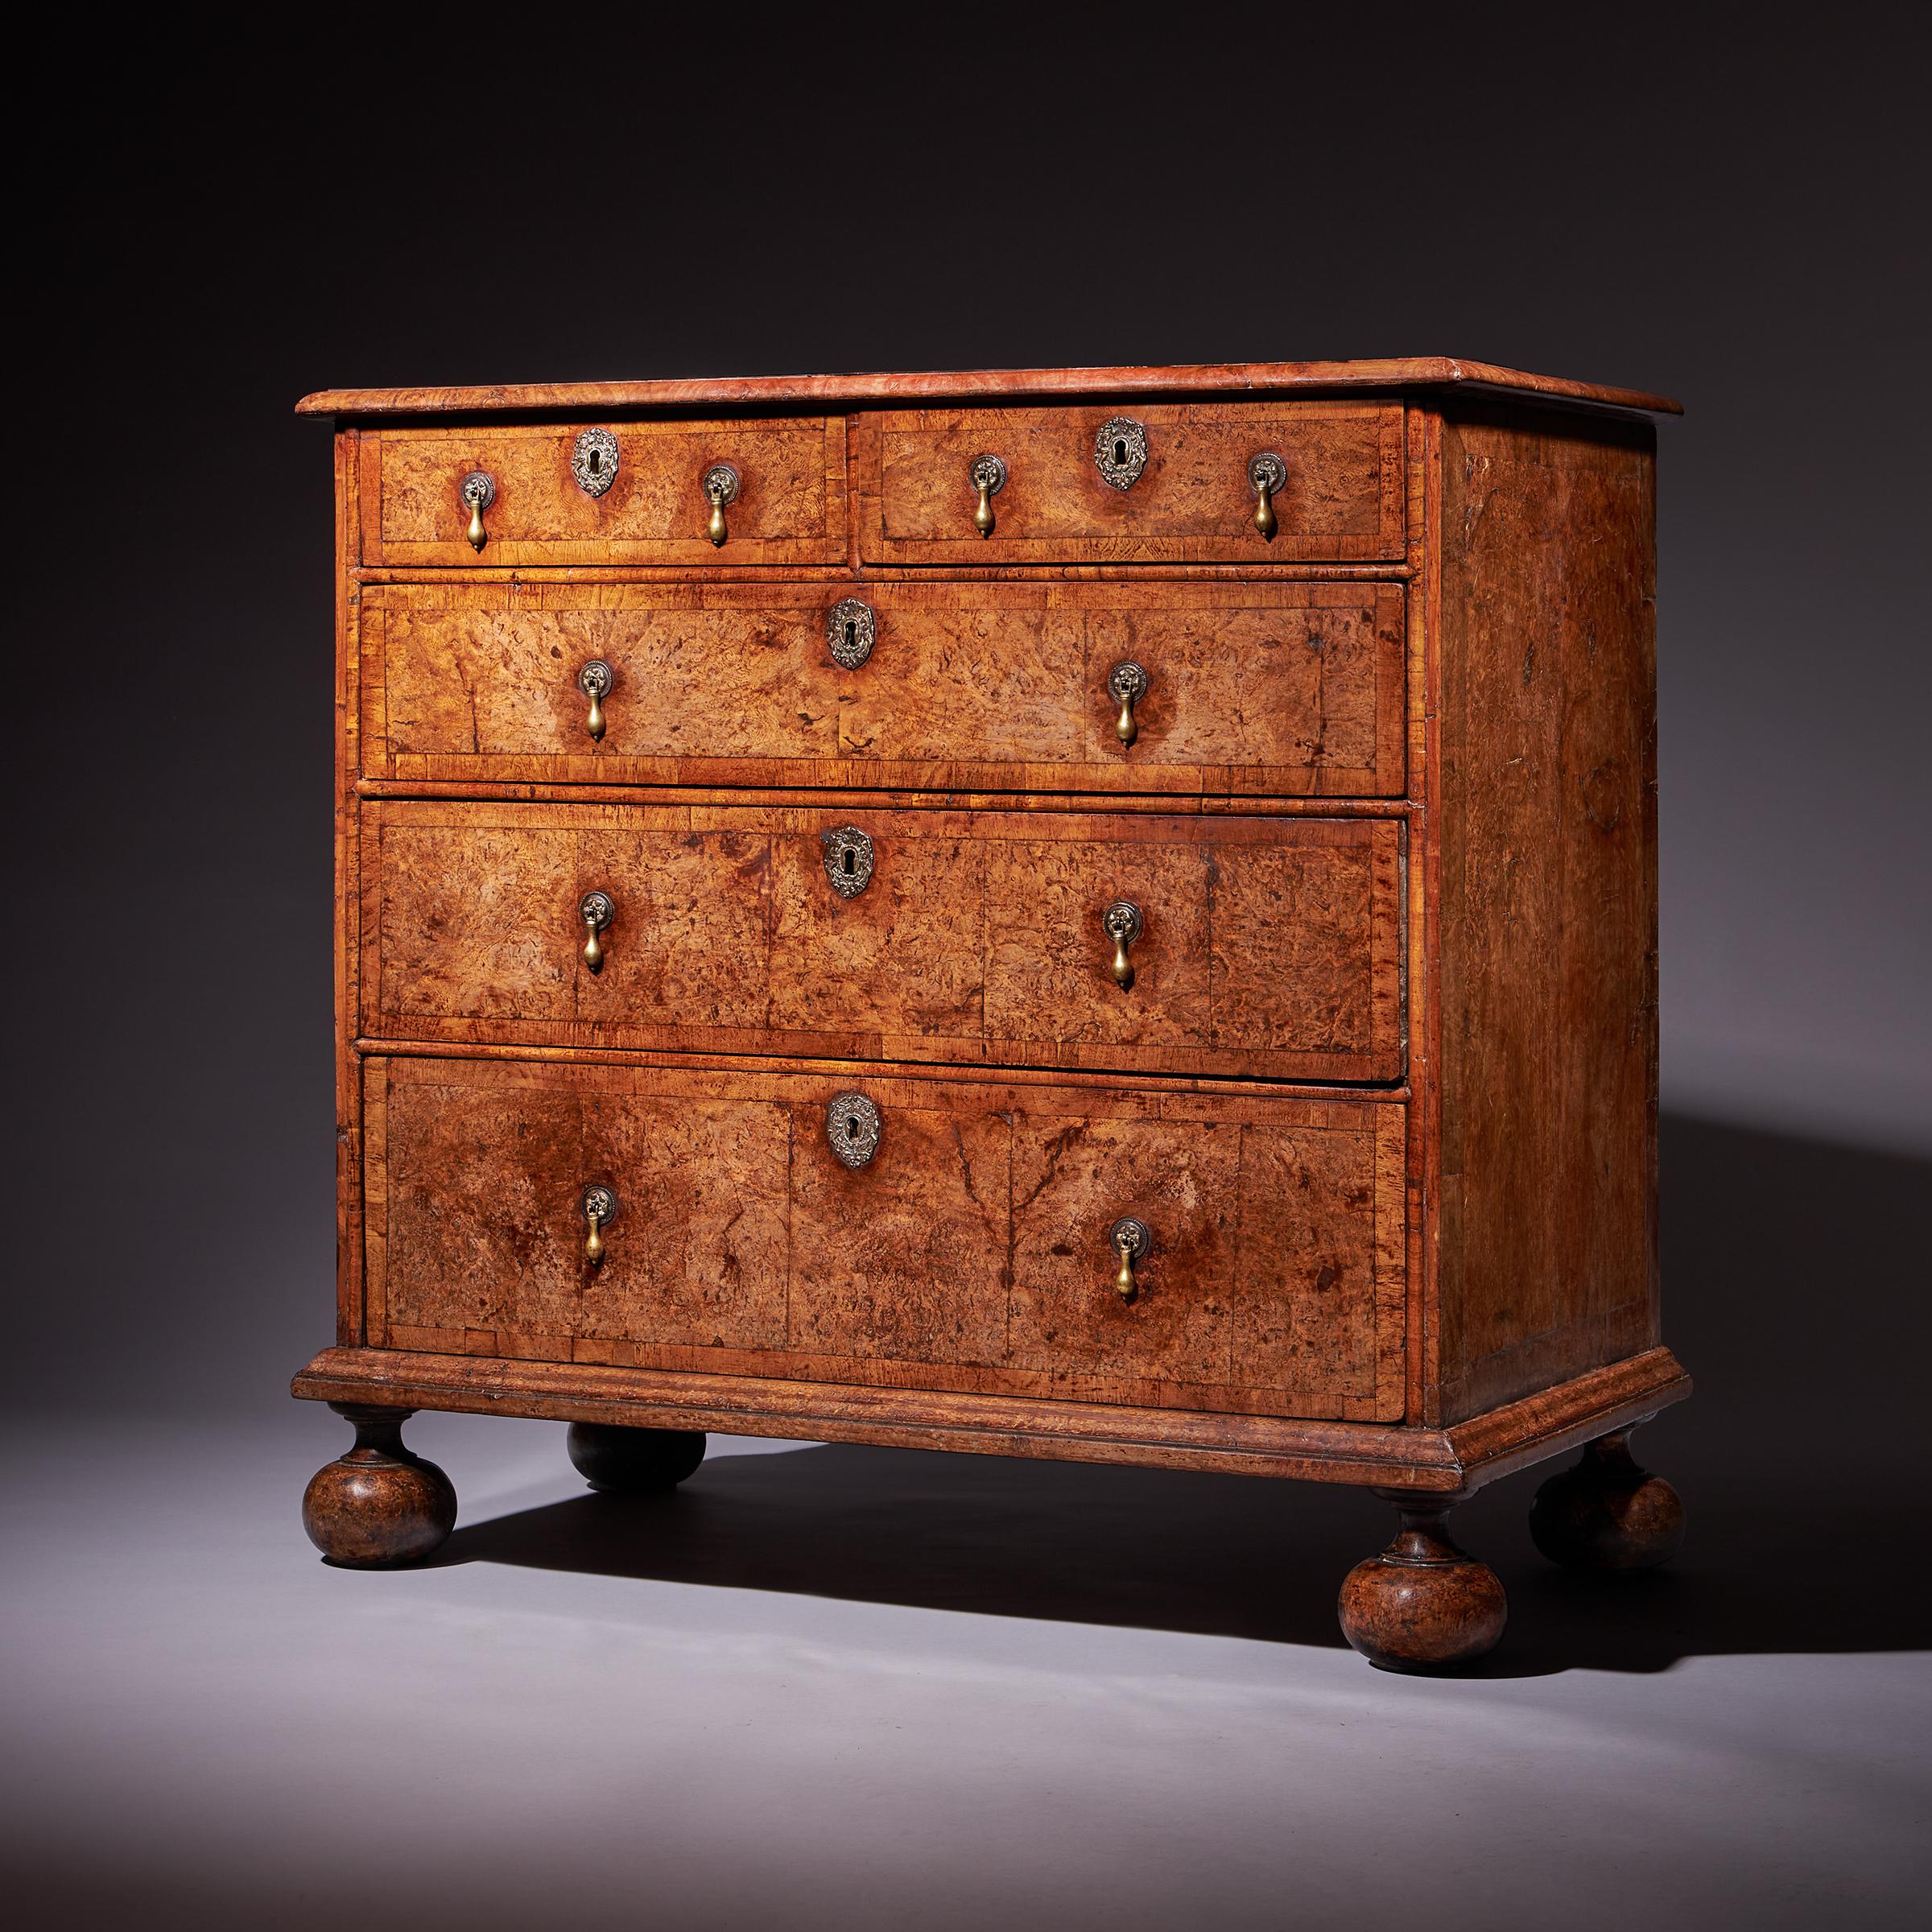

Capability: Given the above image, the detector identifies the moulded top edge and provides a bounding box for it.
[294,358,1683,420]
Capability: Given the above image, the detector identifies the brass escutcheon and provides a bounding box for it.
[821,826,875,898]
[826,1092,881,1170]
[1095,416,1148,489]
[827,598,877,671]
[572,427,620,498]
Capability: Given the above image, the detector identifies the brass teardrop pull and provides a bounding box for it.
[578,660,613,741]
[703,462,741,547]
[969,454,1006,537]
[1249,452,1286,543]
[582,1184,617,1265]
[459,471,496,553]
[1109,1216,1150,1301]
[1101,899,1144,990]
[1107,662,1149,747]
[580,890,614,972]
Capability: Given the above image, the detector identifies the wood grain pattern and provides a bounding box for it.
[353,779,1407,819]
[295,357,1683,419]
[1006,1108,1402,1408]
[1431,404,1660,1424]
[1528,1429,1686,1570]
[301,1406,456,1567]
[361,419,847,568]
[363,1054,1406,1421]
[361,579,1407,799]
[334,429,365,1346]
[855,402,1406,564]
[295,361,1686,1546]
[385,1067,791,1353]
[1337,1496,1508,1670]
[291,1342,1688,1493]
[364,801,1406,1082]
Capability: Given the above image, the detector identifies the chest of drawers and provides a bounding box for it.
[292,359,1690,1670]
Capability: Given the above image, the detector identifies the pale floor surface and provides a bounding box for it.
[3,1408,1926,1932]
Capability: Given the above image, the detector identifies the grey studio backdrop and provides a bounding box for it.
[4,13,1928,1930]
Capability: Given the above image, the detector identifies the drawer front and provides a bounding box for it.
[361,419,847,567]
[857,401,1406,564]
[364,803,1405,1082]
[362,579,1406,798]
[365,1054,1406,1422]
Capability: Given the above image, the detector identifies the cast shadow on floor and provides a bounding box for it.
[431,1442,1921,1677]
[433,1116,1930,1678]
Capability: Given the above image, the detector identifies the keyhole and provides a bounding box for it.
[846,1116,859,1141]
[844,621,857,649]
[1114,439,1128,465]
[588,448,601,473]
[842,848,855,875]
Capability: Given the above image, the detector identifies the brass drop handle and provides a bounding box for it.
[459,470,496,553]
[580,890,614,972]
[582,1184,617,1265]
[1109,1217,1150,1302]
[578,660,613,741]
[1108,663,1149,746]
[969,454,1006,537]
[703,462,741,547]
[1249,452,1286,543]
[1102,900,1144,991]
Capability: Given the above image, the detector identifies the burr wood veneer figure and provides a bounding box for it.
[292,360,1688,1669]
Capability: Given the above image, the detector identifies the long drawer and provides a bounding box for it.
[361,802,1406,1083]
[360,579,1406,798]
[360,419,847,567]
[363,1054,1406,1422]
[854,400,1406,564]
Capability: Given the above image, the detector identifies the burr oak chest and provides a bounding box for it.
[292,358,1690,1669]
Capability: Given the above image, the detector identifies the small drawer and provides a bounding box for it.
[361,578,1406,798]
[856,400,1406,564]
[365,1053,1406,1421]
[362,801,1406,1084]
[359,418,847,567]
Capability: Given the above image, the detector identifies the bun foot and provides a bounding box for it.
[568,1422,707,1494]
[1338,1495,1507,1672]
[1530,1429,1685,1571]
[302,1404,456,1567]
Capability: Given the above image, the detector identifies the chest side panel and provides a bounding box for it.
[1434,404,1660,1424]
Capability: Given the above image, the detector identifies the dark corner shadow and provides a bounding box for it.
[431,1114,1931,1678]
